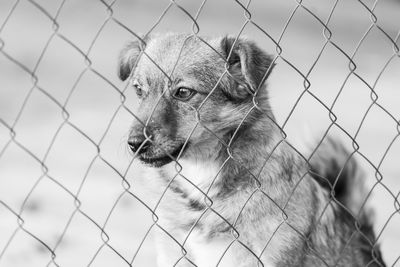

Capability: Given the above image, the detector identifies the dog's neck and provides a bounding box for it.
[211,114,283,194]
[177,109,286,195]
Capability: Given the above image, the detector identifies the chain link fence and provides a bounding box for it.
[0,0,399,266]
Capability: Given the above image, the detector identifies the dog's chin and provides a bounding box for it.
[138,145,184,168]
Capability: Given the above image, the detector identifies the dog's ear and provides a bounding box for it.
[118,40,144,81]
[221,36,275,99]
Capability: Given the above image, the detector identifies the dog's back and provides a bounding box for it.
[308,138,385,266]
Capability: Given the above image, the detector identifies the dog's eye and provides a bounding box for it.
[132,80,143,97]
[173,87,196,101]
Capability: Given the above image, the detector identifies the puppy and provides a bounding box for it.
[118,33,385,267]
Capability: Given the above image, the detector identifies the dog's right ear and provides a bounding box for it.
[118,40,144,81]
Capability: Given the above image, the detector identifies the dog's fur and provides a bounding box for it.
[119,33,385,267]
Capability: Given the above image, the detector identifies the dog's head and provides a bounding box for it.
[119,33,274,167]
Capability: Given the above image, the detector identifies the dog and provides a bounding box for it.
[118,33,385,267]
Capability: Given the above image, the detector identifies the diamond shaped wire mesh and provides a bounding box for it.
[0,0,399,266]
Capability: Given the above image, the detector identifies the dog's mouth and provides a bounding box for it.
[138,144,185,167]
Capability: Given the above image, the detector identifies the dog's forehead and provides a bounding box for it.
[139,34,223,77]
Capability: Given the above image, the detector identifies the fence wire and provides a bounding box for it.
[0,0,399,266]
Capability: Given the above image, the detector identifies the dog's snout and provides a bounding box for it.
[128,135,149,154]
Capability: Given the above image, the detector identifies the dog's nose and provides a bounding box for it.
[128,135,149,154]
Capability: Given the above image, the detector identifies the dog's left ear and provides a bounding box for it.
[118,40,144,81]
[221,36,275,99]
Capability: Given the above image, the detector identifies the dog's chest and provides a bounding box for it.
[164,159,220,198]
[187,231,276,267]
[183,159,218,183]
[157,160,224,228]
[187,232,236,267]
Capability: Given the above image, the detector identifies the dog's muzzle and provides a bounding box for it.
[128,135,185,167]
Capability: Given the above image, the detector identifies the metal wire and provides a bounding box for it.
[0,0,399,266]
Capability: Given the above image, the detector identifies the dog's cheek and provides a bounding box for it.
[174,104,203,141]
[203,102,249,136]
[191,102,224,138]
[166,103,187,139]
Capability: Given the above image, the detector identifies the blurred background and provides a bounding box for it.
[0,0,399,266]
